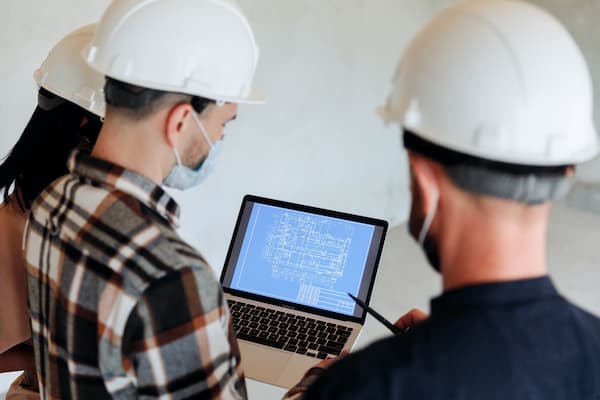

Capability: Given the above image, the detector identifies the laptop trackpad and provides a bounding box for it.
[239,341,292,384]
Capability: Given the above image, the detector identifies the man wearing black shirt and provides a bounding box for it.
[286,1,600,398]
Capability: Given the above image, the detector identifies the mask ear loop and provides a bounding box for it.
[417,164,440,246]
[172,147,183,166]
[190,112,213,149]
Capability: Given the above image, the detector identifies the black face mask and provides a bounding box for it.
[422,234,441,273]
[407,219,442,273]
[408,176,442,274]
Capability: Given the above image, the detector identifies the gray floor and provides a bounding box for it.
[2,204,598,399]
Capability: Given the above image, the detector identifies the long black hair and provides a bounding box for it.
[0,88,102,211]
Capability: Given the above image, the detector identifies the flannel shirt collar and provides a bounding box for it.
[67,150,181,228]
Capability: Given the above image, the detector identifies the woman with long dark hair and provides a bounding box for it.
[0,25,104,399]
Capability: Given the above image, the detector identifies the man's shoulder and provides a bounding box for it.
[566,301,600,338]
[32,175,216,298]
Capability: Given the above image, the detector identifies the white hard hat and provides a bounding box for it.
[380,0,599,166]
[84,0,263,104]
[34,24,105,118]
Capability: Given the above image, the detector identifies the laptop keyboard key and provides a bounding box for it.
[337,329,351,337]
[319,345,342,356]
[237,332,285,349]
[317,352,328,359]
[298,340,308,349]
[286,332,297,340]
[268,334,281,342]
[284,344,297,352]
[326,340,343,349]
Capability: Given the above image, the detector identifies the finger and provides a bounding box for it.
[394,308,428,329]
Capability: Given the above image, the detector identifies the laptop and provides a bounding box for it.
[220,195,388,388]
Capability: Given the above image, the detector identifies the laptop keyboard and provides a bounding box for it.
[228,300,353,359]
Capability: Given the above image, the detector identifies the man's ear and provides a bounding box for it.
[408,153,440,211]
[164,103,193,148]
[565,166,575,178]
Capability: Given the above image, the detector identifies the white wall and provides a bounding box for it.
[2,0,598,270]
[173,0,451,268]
[0,1,111,151]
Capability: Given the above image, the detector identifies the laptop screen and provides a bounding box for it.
[221,195,387,321]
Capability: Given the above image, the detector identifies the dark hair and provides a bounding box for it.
[0,88,102,211]
[104,77,214,120]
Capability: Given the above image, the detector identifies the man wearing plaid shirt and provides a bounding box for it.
[23,0,264,398]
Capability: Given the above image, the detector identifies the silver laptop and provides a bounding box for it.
[220,195,388,388]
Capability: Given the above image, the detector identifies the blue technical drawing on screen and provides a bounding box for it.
[230,203,375,316]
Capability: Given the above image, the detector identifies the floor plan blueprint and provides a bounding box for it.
[230,203,376,316]
[263,212,355,312]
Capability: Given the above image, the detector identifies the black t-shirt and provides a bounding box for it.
[304,277,600,399]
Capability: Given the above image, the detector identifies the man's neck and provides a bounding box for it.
[91,118,168,185]
[439,202,550,291]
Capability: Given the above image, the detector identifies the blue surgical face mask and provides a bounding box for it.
[163,113,223,190]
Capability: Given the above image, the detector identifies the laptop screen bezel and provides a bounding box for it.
[220,194,388,324]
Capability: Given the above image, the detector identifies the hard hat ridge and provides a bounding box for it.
[85,0,263,105]
[34,24,105,117]
[382,0,599,167]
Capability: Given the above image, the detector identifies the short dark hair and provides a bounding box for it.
[0,88,103,211]
[403,130,573,204]
[104,77,214,120]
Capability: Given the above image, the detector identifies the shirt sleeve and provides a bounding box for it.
[121,265,247,399]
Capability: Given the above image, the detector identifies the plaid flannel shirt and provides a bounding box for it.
[24,151,246,399]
